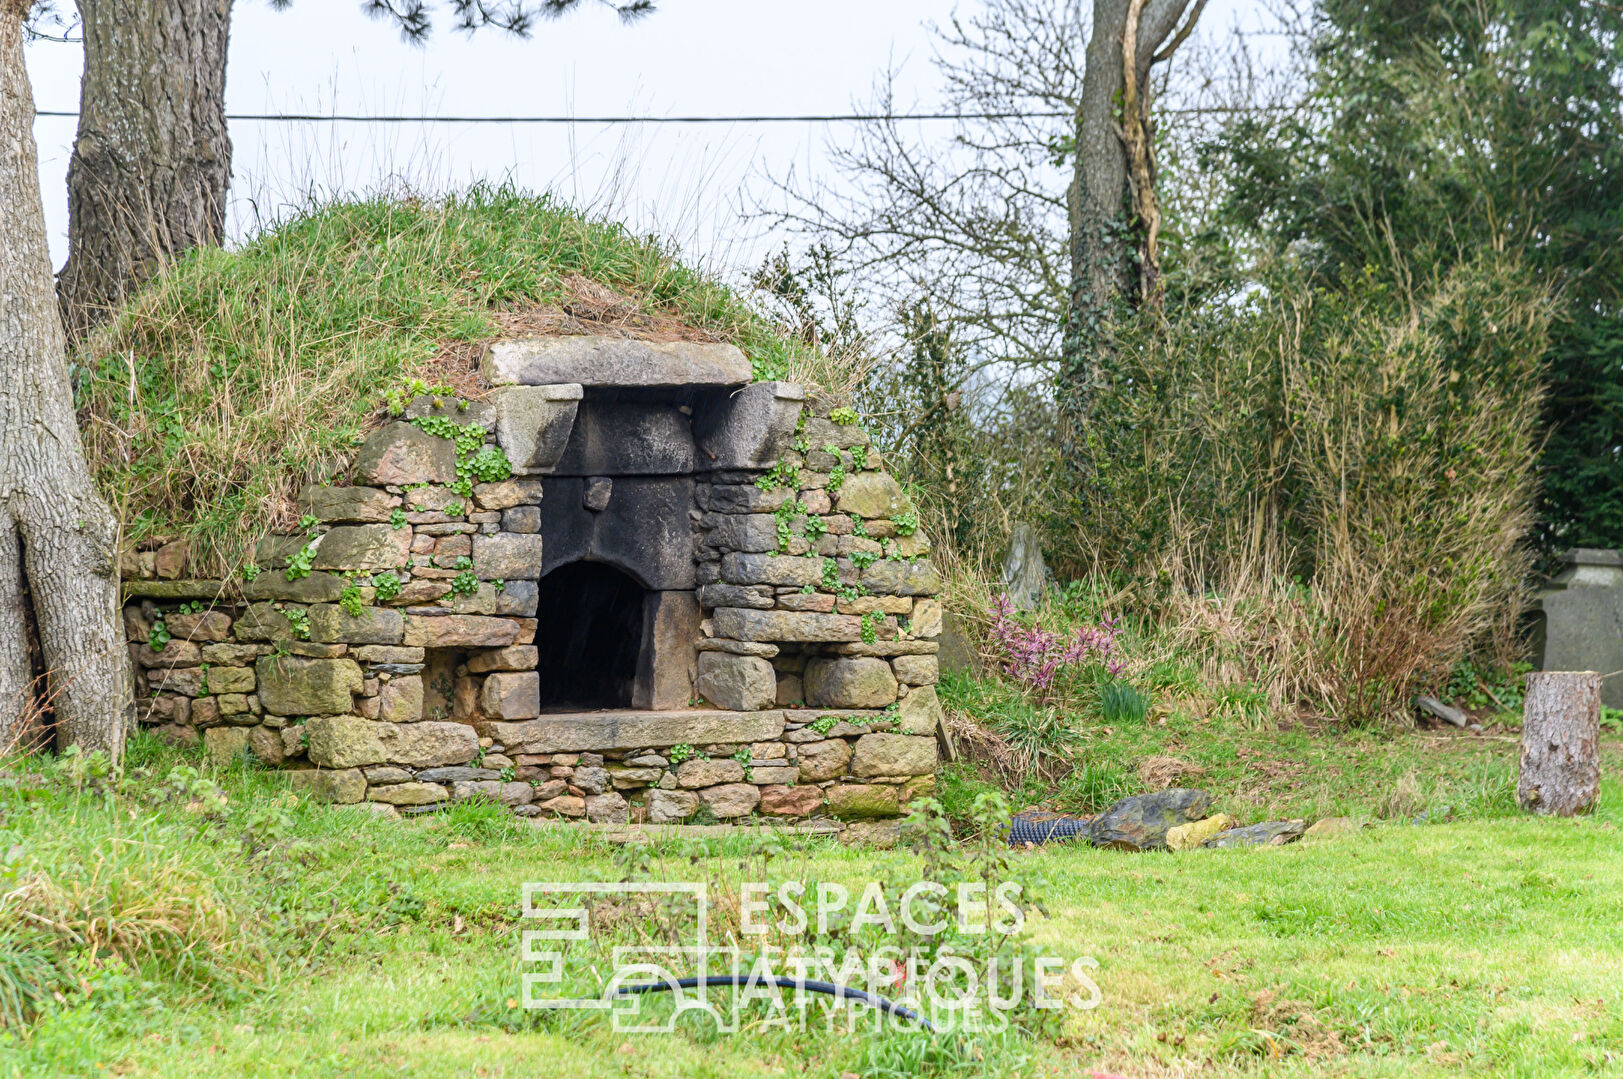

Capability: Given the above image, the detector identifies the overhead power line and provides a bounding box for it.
[32,107,1272,124]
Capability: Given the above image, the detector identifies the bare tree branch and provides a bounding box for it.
[1153,0,1207,63]
[760,1,1085,380]
[759,0,1310,423]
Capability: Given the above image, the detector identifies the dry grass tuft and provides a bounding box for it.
[1378,770,1425,819]
[1249,988,1347,1061]
[944,712,1024,783]
[491,274,729,345]
[1137,755,1206,790]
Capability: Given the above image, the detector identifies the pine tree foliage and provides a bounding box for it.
[1209,0,1623,551]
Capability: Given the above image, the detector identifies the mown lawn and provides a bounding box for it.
[2,734,1620,1078]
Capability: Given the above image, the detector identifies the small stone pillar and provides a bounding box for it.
[1536,549,1623,709]
[1001,522,1048,611]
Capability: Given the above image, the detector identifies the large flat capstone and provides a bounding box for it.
[483,335,753,388]
[482,709,785,753]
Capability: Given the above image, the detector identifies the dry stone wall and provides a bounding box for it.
[119,361,942,829]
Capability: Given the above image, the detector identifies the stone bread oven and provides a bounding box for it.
[119,335,945,828]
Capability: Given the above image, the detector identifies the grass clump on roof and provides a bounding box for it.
[73,185,826,576]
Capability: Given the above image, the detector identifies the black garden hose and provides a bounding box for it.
[606,974,935,1031]
[1006,814,1091,846]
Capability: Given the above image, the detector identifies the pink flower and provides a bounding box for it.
[987,594,1124,699]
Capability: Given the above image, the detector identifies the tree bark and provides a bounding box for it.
[1062,0,1201,415]
[1517,671,1601,816]
[1,4,132,758]
[56,0,233,339]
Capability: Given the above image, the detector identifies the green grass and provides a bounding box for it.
[2,733,1621,1077]
[71,185,827,575]
[935,667,1594,825]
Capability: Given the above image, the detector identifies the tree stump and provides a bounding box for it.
[1517,671,1601,816]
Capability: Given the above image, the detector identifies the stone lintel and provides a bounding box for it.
[491,383,582,474]
[483,335,752,388]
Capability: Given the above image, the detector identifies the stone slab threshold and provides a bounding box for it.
[520,818,844,842]
[485,708,789,753]
[485,706,898,754]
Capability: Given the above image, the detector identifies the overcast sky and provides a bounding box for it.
[25,0,1251,282]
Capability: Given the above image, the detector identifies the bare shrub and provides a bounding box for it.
[1074,254,1551,725]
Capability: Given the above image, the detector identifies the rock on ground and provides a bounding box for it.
[1088,789,1213,850]
[1202,820,1308,848]
[1166,813,1233,851]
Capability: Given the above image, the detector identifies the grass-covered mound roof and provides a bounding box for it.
[74,186,830,577]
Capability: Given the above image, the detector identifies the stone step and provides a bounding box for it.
[482,708,787,754]
[521,818,844,842]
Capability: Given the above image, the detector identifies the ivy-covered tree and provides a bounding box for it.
[1210,0,1623,552]
[1062,0,1207,419]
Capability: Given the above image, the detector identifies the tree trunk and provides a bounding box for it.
[56,0,233,338]
[1,4,132,758]
[1062,0,1200,416]
[1517,671,1601,816]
